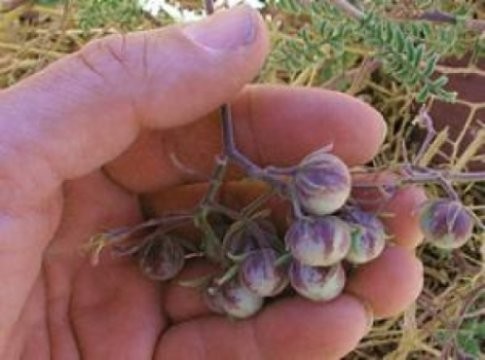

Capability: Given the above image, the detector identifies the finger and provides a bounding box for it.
[105,85,387,193]
[379,186,427,248]
[158,294,370,360]
[345,246,423,319]
[0,6,268,214]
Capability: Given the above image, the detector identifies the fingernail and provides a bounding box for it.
[183,6,257,50]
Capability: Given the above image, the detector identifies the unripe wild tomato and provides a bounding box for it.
[289,260,345,301]
[205,278,263,319]
[285,216,351,266]
[139,235,185,281]
[239,249,289,297]
[294,149,351,215]
[341,208,386,264]
[420,199,474,249]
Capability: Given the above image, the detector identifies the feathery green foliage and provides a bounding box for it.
[77,0,144,30]
[268,0,483,102]
[361,12,455,102]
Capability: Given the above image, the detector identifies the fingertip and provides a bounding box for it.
[158,294,370,360]
[352,173,428,249]
[345,246,424,319]
[182,5,268,53]
[237,86,387,167]
[382,185,428,248]
[254,294,369,359]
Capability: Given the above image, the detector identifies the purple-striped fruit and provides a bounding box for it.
[239,249,289,297]
[139,236,185,281]
[342,208,386,264]
[294,149,351,215]
[420,199,474,249]
[205,278,263,319]
[285,216,351,266]
[289,260,346,301]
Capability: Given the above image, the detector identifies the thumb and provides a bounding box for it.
[0,5,268,211]
[0,7,267,348]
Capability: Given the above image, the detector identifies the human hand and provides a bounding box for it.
[0,6,425,359]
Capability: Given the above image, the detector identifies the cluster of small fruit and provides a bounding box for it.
[118,147,475,320]
[196,149,383,318]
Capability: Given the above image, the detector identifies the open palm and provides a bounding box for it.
[0,7,425,360]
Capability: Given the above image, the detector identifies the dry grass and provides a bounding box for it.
[0,1,483,359]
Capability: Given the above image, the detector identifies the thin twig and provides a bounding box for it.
[219,104,261,177]
[418,10,485,33]
[329,0,485,33]
[327,0,364,20]
[466,19,485,33]
[413,107,437,166]
[200,156,228,205]
[417,10,456,25]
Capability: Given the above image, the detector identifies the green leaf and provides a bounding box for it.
[37,0,61,5]
[416,86,430,103]
[475,322,485,337]
[395,27,406,52]
[457,334,481,356]
[413,44,425,68]
[432,75,449,88]
[405,40,416,64]
[423,55,439,77]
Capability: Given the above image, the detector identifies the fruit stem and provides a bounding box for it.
[219,88,293,197]
[274,252,292,266]
[215,263,239,286]
[241,188,277,217]
[413,107,436,166]
[200,155,228,206]
[194,155,232,262]
[219,104,263,178]
[85,213,193,263]
[195,213,222,263]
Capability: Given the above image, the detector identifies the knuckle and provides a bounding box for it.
[76,33,133,81]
